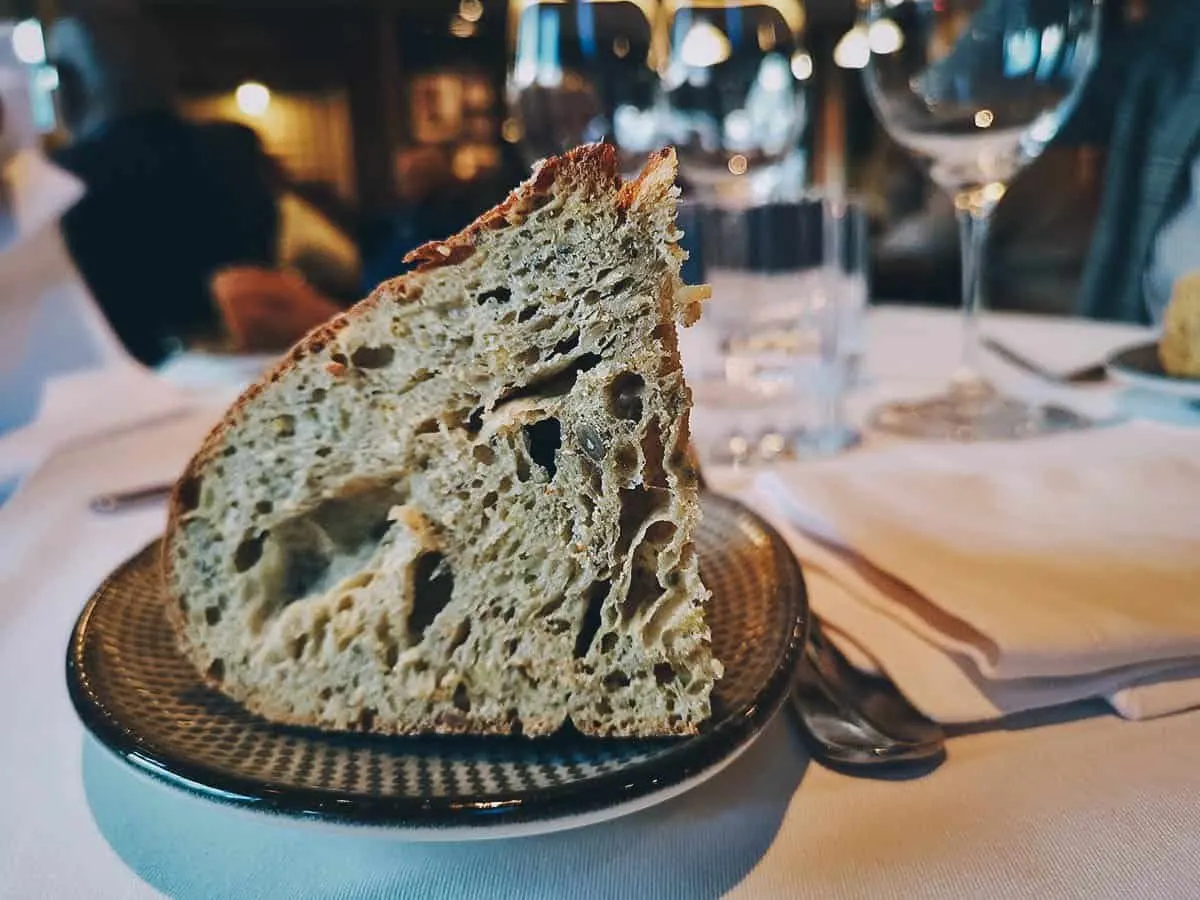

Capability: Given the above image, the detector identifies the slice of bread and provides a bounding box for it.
[1160,271,1200,378]
[163,144,723,738]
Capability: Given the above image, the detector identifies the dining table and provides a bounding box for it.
[2,305,1199,900]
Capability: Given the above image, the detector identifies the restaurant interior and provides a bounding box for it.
[3,1,1200,898]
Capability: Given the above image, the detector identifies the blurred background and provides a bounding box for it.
[0,0,1171,367]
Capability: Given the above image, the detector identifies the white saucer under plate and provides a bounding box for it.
[1107,342,1200,401]
[67,493,808,841]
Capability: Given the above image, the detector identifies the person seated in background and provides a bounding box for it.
[47,9,338,364]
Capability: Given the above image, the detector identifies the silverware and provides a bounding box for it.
[90,483,174,514]
[790,619,946,769]
[982,336,1108,385]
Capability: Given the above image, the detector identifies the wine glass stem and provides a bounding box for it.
[954,197,996,397]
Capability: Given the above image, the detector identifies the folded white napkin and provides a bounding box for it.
[748,422,1200,722]
[0,363,195,500]
[0,150,127,432]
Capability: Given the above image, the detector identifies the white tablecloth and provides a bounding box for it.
[3,308,1200,900]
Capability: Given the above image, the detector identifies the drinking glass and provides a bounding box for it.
[506,0,662,174]
[684,197,866,467]
[861,0,1101,440]
[659,0,811,204]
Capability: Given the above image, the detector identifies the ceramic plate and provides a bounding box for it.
[1107,342,1200,400]
[67,493,807,840]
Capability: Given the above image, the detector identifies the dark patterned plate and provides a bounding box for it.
[67,493,807,840]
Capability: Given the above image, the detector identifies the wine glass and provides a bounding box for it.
[505,0,662,175]
[861,0,1101,440]
[659,0,811,203]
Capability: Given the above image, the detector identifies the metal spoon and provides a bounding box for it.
[790,619,946,769]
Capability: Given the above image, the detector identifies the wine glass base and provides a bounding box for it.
[868,390,1088,442]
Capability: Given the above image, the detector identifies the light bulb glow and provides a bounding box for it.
[459,0,484,24]
[834,26,870,70]
[679,21,731,68]
[235,82,271,117]
[12,19,45,65]
[867,19,904,54]
[790,51,813,81]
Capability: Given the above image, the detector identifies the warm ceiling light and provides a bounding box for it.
[790,50,813,81]
[235,81,270,117]
[459,0,484,24]
[974,109,995,128]
[833,26,870,70]
[867,19,904,54]
[450,15,477,38]
[12,19,45,65]
[728,154,748,176]
[679,20,731,68]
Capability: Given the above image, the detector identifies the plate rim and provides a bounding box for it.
[66,493,808,832]
[1107,341,1200,397]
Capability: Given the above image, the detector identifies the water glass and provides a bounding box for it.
[681,196,867,467]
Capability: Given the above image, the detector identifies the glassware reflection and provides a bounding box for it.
[506,0,661,173]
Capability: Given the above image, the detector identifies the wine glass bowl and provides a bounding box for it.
[506,0,660,174]
[861,0,1102,440]
[659,0,811,200]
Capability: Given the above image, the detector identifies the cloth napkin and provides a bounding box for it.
[0,149,127,432]
[747,422,1200,723]
[0,363,195,506]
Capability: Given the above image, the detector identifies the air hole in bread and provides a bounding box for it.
[538,595,565,617]
[204,605,222,626]
[574,579,611,658]
[350,345,395,369]
[465,407,484,434]
[517,305,538,323]
[288,633,309,660]
[603,670,630,690]
[272,415,296,438]
[177,475,201,513]
[255,499,273,515]
[448,618,471,653]
[644,521,677,547]
[206,658,225,682]
[233,533,266,573]
[613,443,638,479]
[414,418,438,436]
[315,446,333,458]
[515,348,540,366]
[358,707,376,732]
[552,333,580,357]
[453,683,471,713]
[599,632,618,653]
[607,373,646,421]
[523,418,561,479]
[615,488,665,556]
[330,351,348,366]
[408,552,454,640]
[472,444,495,465]
[654,662,676,685]
[508,711,524,736]
[222,445,237,457]
[477,287,512,306]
